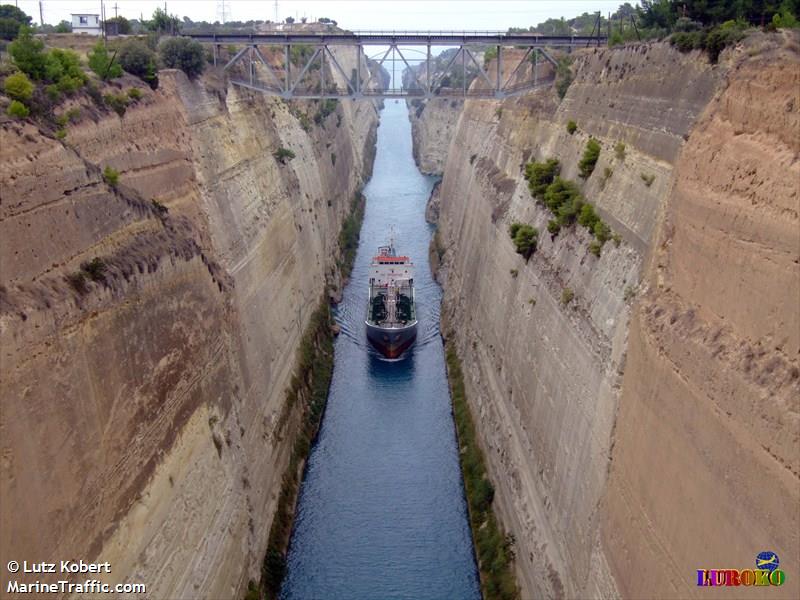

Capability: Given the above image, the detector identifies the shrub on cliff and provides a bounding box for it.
[158,37,205,78]
[566,120,577,135]
[578,138,601,178]
[524,158,560,200]
[118,40,158,87]
[88,42,123,80]
[102,166,120,187]
[555,56,573,100]
[103,92,129,116]
[3,71,33,101]
[273,147,296,164]
[44,48,85,85]
[508,222,538,260]
[6,99,29,118]
[543,177,582,218]
[8,26,46,79]
[704,21,746,62]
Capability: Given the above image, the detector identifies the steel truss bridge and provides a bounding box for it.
[185,31,606,100]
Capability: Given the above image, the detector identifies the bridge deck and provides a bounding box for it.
[185,31,606,46]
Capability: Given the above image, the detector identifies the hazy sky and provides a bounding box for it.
[20,1,625,30]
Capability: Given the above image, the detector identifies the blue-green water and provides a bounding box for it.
[280,101,481,600]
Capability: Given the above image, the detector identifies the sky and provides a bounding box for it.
[18,0,626,30]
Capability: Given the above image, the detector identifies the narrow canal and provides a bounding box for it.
[280,101,481,600]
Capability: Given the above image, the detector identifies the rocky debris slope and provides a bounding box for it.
[0,64,377,598]
[431,33,799,599]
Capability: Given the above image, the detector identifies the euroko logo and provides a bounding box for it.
[697,552,786,587]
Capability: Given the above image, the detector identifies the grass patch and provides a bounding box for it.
[445,342,519,600]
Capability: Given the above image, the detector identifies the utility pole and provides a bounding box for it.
[38,1,43,27]
[113,3,118,19]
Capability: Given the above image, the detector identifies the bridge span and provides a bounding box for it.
[184,31,606,100]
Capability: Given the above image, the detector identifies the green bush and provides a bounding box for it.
[589,240,602,257]
[6,99,29,118]
[8,26,46,79]
[566,120,577,135]
[641,172,655,187]
[543,176,583,223]
[593,220,611,244]
[55,128,66,140]
[773,6,800,28]
[45,84,60,101]
[614,141,626,161]
[555,56,573,100]
[88,42,123,80]
[103,93,128,116]
[561,287,574,305]
[57,74,83,93]
[3,71,33,100]
[314,98,338,125]
[103,166,120,187]
[547,219,560,235]
[158,37,205,78]
[508,222,538,259]
[670,30,706,52]
[273,146,296,164]
[578,138,601,178]
[127,87,143,100]
[577,202,600,230]
[524,158,560,199]
[704,21,745,63]
[0,17,22,41]
[81,257,107,281]
[44,48,85,85]
[118,39,157,82]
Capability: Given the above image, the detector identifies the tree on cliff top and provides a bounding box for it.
[0,4,32,40]
[158,37,205,78]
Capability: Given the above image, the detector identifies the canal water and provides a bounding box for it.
[280,101,481,600]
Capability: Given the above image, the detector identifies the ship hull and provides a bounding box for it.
[365,320,418,358]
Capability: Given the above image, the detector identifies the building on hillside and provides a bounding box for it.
[71,14,102,35]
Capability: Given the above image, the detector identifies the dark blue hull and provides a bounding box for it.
[365,320,418,358]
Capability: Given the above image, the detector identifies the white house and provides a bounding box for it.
[71,13,102,35]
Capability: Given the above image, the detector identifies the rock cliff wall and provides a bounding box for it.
[408,98,463,174]
[0,58,378,598]
[430,34,799,599]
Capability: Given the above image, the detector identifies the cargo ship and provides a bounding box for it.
[365,239,417,358]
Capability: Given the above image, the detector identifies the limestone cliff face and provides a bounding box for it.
[0,64,377,598]
[408,98,463,174]
[431,34,799,599]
